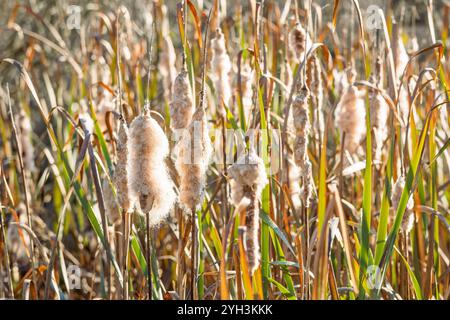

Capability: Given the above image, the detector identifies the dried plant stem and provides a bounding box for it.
[0,207,14,299]
[177,207,185,298]
[122,210,130,300]
[302,205,310,299]
[191,207,197,300]
[145,209,152,300]
[88,139,113,299]
[6,84,37,297]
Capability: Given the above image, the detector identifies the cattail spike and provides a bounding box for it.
[211,27,232,113]
[288,22,312,65]
[229,149,268,273]
[177,106,213,212]
[170,70,195,130]
[114,120,131,212]
[128,109,175,226]
[335,84,366,157]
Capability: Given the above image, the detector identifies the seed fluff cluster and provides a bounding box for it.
[229,149,268,274]
[128,106,176,226]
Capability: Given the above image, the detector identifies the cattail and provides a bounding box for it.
[391,175,415,234]
[229,149,268,273]
[288,22,312,65]
[292,86,314,207]
[211,28,232,112]
[292,87,311,169]
[301,159,313,208]
[128,106,176,226]
[170,70,195,130]
[113,120,131,213]
[238,63,254,122]
[17,110,35,173]
[177,106,213,212]
[287,154,301,211]
[306,55,324,137]
[159,29,177,103]
[335,79,366,156]
[394,34,409,82]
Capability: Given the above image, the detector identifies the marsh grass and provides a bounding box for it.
[0,0,449,300]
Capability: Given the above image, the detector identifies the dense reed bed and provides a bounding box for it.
[0,0,449,300]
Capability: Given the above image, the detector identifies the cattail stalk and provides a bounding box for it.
[113,119,131,299]
[128,106,176,299]
[178,9,214,299]
[229,149,268,273]
[170,67,196,299]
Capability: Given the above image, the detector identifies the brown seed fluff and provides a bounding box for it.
[306,56,324,137]
[229,150,268,274]
[170,70,195,130]
[292,87,314,207]
[211,28,232,111]
[159,36,177,102]
[113,120,131,212]
[391,175,415,234]
[176,106,213,212]
[292,87,311,169]
[288,22,312,64]
[128,107,176,226]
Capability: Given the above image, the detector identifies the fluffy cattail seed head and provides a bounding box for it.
[128,107,176,226]
[170,70,195,130]
[238,63,254,122]
[229,149,268,273]
[113,120,131,212]
[335,85,366,156]
[306,56,324,136]
[159,36,177,103]
[288,22,312,64]
[211,28,232,111]
[301,159,313,208]
[292,87,314,207]
[292,87,311,169]
[177,107,213,212]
